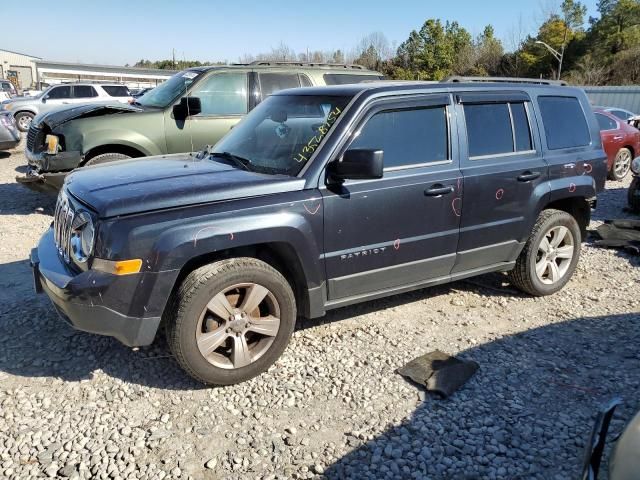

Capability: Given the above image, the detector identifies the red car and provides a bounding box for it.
[594,108,640,180]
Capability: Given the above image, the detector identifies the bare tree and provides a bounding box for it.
[565,55,608,85]
[352,31,393,69]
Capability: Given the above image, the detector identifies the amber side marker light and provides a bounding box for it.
[93,258,143,275]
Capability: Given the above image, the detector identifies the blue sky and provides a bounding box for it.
[3,0,600,66]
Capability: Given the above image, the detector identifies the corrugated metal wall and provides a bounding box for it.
[583,86,640,113]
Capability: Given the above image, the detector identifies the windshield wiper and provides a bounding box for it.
[208,151,254,172]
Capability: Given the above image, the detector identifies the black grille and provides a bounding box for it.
[26,124,43,153]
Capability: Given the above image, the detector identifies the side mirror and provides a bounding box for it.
[173,96,202,120]
[328,149,384,181]
[42,96,47,103]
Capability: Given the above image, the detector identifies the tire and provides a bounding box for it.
[165,258,296,385]
[84,152,131,166]
[629,177,640,213]
[14,112,34,132]
[508,209,581,296]
[608,148,632,181]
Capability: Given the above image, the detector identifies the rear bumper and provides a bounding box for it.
[31,229,173,347]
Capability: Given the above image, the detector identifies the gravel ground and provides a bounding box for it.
[0,139,639,480]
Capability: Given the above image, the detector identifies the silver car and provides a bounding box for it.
[0,111,20,150]
[1,83,132,132]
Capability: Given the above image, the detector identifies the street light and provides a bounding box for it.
[535,40,564,80]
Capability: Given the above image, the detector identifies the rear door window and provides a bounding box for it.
[47,86,72,99]
[510,103,533,152]
[609,109,631,121]
[73,85,98,98]
[538,96,591,150]
[464,103,514,157]
[259,73,301,98]
[596,113,617,131]
[323,74,383,85]
[102,85,130,97]
[349,106,449,169]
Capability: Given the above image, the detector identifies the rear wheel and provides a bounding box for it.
[509,209,581,296]
[628,177,640,213]
[609,148,632,181]
[84,152,131,166]
[15,112,34,132]
[165,258,296,385]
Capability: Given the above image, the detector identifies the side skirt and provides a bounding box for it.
[320,261,516,314]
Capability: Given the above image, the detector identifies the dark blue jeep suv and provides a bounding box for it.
[31,79,607,385]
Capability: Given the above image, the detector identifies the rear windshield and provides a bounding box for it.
[323,74,383,85]
[102,85,130,97]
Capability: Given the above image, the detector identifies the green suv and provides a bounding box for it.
[19,62,382,194]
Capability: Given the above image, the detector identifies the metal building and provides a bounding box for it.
[583,86,640,113]
[0,48,41,89]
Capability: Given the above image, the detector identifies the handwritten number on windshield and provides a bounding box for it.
[293,106,342,163]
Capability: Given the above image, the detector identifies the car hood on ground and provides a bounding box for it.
[34,103,142,130]
[65,154,306,218]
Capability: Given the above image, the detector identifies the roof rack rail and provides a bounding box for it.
[442,76,568,86]
[246,61,366,70]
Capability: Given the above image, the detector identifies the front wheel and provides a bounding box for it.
[608,148,632,181]
[165,258,296,385]
[84,152,131,166]
[14,112,34,132]
[509,209,581,296]
[628,176,640,213]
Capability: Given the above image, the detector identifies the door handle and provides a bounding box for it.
[424,184,454,196]
[613,135,623,141]
[517,171,541,182]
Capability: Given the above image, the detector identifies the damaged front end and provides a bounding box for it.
[16,104,141,195]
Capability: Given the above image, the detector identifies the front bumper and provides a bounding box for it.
[25,147,82,171]
[0,139,19,150]
[16,166,66,195]
[31,228,166,347]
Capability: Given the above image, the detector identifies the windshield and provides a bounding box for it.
[211,94,352,176]
[136,70,203,108]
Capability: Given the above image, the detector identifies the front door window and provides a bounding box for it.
[191,73,248,116]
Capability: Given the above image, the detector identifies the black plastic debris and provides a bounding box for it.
[594,219,640,255]
[397,350,479,398]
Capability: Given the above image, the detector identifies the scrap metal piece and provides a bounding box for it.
[397,350,479,398]
[594,220,640,255]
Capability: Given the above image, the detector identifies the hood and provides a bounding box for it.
[65,154,306,218]
[36,103,141,130]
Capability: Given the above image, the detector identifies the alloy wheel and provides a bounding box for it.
[196,283,281,369]
[18,115,32,131]
[535,226,575,285]
[614,149,632,179]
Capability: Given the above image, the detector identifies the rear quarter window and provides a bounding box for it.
[538,96,591,150]
[102,85,131,97]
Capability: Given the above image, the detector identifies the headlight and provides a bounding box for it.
[46,134,60,154]
[632,157,640,175]
[70,211,95,263]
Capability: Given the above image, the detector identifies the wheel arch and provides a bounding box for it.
[82,144,146,165]
[13,109,37,117]
[167,242,313,322]
[621,145,635,159]
[541,196,591,240]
